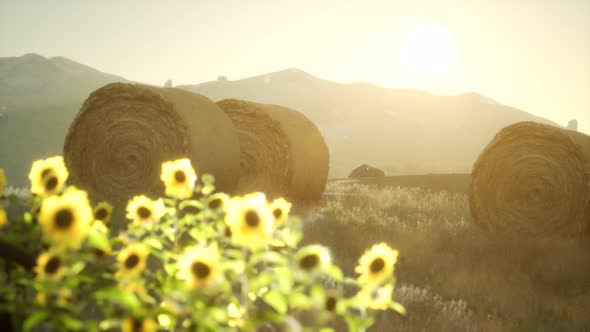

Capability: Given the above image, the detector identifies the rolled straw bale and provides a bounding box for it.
[469,121,590,237]
[216,99,329,202]
[63,83,240,214]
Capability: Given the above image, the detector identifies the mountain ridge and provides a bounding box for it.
[0,53,559,186]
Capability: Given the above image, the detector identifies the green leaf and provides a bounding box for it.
[144,237,163,250]
[98,319,119,331]
[344,315,375,332]
[188,227,207,242]
[95,287,140,313]
[250,251,287,266]
[23,310,49,332]
[323,264,343,282]
[390,301,407,316]
[288,292,311,310]
[57,314,83,331]
[87,227,110,251]
[263,290,288,314]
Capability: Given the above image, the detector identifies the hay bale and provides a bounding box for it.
[216,99,329,202]
[63,83,240,216]
[349,164,385,178]
[470,121,590,237]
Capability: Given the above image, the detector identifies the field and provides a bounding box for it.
[301,180,590,331]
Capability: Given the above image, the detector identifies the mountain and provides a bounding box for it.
[0,54,128,187]
[0,55,559,187]
[177,69,558,177]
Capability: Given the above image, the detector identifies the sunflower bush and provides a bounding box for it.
[0,157,405,331]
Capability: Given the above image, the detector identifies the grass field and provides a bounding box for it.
[302,182,590,331]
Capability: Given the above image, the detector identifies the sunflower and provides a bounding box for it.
[122,317,157,332]
[34,250,66,281]
[93,201,113,225]
[355,242,398,285]
[224,193,274,250]
[28,156,69,197]
[126,195,165,224]
[160,158,197,199]
[38,188,92,249]
[295,245,331,274]
[0,168,6,194]
[177,245,222,288]
[116,243,149,278]
[358,284,393,311]
[0,207,6,227]
[268,197,291,226]
[207,193,229,212]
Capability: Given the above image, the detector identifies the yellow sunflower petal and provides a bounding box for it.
[34,250,66,281]
[116,243,149,278]
[93,201,113,225]
[224,193,274,250]
[358,284,394,310]
[28,156,69,197]
[122,317,157,332]
[126,195,165,224]
[0,168,6,194]
[0,207,6,227]
[38,188,92,249]
[177,245,222,288]
[160,158,197,199]
[355,242,398,285]
[269,197,292,226]
[295,244,331,273]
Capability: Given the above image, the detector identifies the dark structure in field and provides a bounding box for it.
[348,164,385,178]
[470,121,590,238]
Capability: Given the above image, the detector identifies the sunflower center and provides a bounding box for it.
[208,198,222,209]
[132,318,143,332]
[224,227,232,238]
[191,261,211,279]
[137,206,151,219]
[54,209,74,229]
[125,254,140,269]
[174,170,186,183]
[325,296,337,312]
[41,168,51,178]
[245,210,260,227]
[44,256,61,274]
[94,208,108,221]
[370,257,385,273]
[273,208,283,219]
[44,176,58,191]
[299,254,319,270]
[92,248,106,258]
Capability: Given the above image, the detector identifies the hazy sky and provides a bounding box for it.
[1,0,589,133]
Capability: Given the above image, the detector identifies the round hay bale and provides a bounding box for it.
[216,99,329,202]
[63,83,240,218]
[470,121,590,237]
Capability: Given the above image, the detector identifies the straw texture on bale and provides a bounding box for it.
[217,99,329,202]
[63,83,240,213]
[470,121,590,237]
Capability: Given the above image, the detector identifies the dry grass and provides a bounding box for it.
[302,183,590,331]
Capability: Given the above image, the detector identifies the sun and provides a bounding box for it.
[401,24,455,77]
